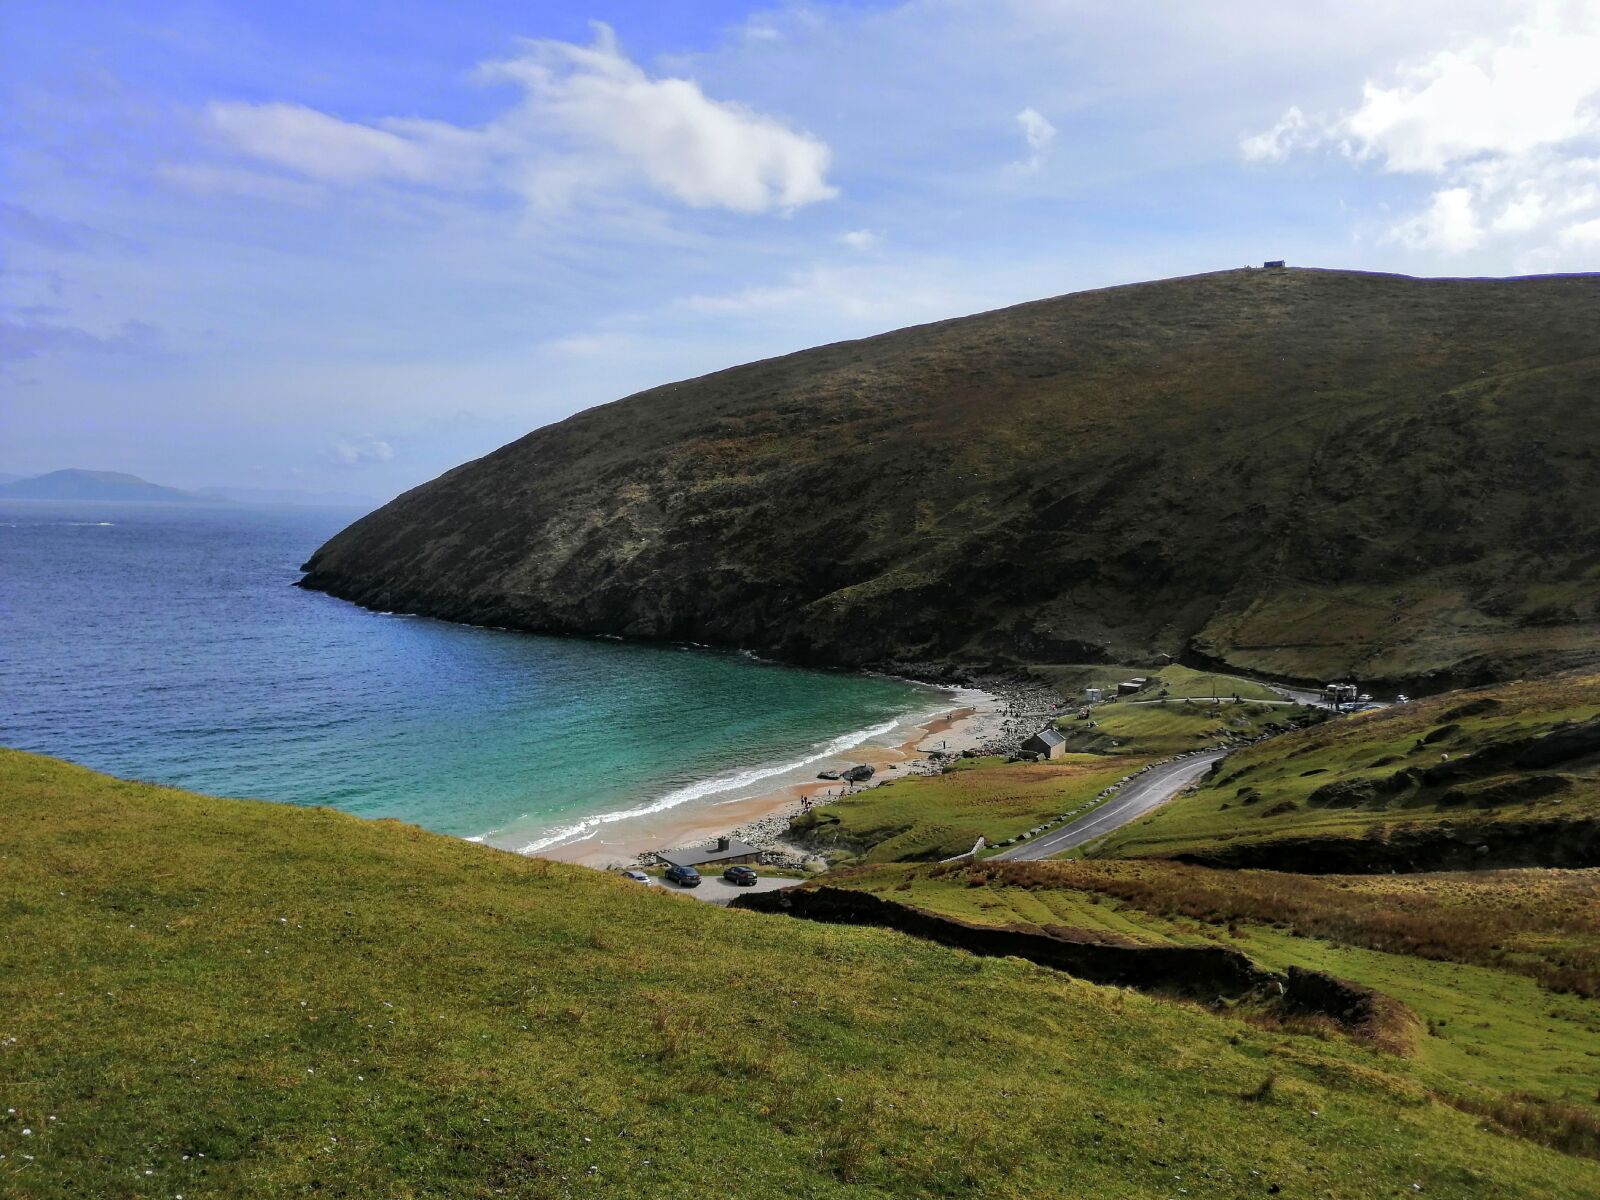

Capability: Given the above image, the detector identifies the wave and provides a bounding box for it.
[510,715,909,855]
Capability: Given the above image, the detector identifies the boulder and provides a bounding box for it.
[842,764,876,783]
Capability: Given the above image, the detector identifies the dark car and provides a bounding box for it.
[722,865,758,886]
[664,863,701,887]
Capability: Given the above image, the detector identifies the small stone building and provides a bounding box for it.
[1020,728,1068,760]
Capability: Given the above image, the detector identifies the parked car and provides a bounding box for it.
[722,864,758,886]
[619,869,652,885]
[664,863,701,887]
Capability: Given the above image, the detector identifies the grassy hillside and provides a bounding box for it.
[789,753,1140,862]
[1052,697,1319,757]
[832,859,1600,1159]
[301,268,1600,687]
[1088,672,1600,868]
[1029,663,1286,703]
[10,750,1599,1196]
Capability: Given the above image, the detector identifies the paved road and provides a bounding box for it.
[991,751,1226,860]
[659,874,807,905]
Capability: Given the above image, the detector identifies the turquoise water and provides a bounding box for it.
[0,502,944,852]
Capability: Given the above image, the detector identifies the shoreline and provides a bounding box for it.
[539,674,1064,871]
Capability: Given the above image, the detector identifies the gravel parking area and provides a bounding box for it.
[659,874,808,905]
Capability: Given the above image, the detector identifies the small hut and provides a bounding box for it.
[1020,728,1068,760]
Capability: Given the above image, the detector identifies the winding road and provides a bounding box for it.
[991,751,1226,860]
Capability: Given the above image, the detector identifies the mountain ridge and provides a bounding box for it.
[299,267,1600,688]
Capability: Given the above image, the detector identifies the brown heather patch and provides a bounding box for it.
[935,859,1600,997]
[1449,1093,1600,1162]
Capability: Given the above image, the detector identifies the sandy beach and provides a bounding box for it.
[540,680,1053,870]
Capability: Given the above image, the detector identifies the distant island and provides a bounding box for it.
[0,470,379,509]
[0,468,211,503]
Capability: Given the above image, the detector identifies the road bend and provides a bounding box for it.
[991,750,1226,861]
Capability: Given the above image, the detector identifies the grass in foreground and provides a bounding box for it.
[834,859,1600,1158]
[789,754,1142,862]
[8,749,1598,1196]
[1089,673,1600,864]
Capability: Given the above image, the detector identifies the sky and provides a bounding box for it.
[3,0,1599,500]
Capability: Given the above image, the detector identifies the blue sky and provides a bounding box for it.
[4,1,1598,499]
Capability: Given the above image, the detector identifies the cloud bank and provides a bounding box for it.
[195,24,835,215]
[1244,3,1600,261]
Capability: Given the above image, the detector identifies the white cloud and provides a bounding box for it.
[838,228,880,251]
[483,24,836,212]
[678,262,980,325]
[196,24,835,216]
[156,163,326,205]
[1388,186,1483,252]
[205,103,477,186]
[1014,106,1057,170]
[1561,216,1600,247]
[1241,106,1315,163]
[1244,3,1600,262]
[543,331,642,357]
[1339,14,1600,173]
[325,437,394,467]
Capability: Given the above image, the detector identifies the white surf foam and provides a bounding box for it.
[509,713,917,855]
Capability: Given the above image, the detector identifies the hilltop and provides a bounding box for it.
[4,748,1596,1197]
[300,267,1600,688]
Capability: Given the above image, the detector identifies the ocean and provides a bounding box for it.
[0,502,949,853]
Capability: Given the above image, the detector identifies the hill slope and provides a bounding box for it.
[299,268,1600,686]
[0,469,205,503]
[5,748,1598,1197]
[1088,671,1600,869]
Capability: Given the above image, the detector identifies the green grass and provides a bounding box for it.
[1052,697,1319,757]
[1088,673,1600,863]
[789,754,1142,862]
[835,860,1600,1151]
[12,748,1599,1195]
[1030,663,1286,704]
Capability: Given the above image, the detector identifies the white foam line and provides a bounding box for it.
[510,714,911,855]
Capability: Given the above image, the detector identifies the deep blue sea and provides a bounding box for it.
[0,502,946,853]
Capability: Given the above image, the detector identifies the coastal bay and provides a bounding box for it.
[0,501,943,860]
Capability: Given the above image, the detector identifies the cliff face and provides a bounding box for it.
[299,268,1600,685]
